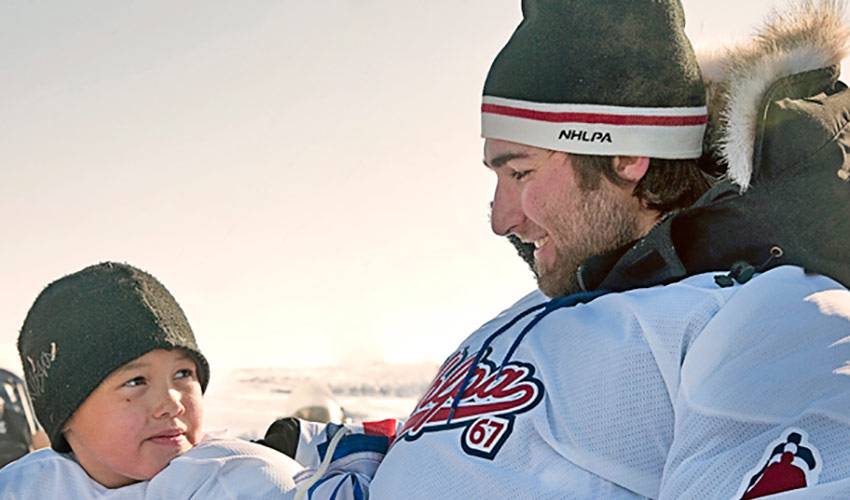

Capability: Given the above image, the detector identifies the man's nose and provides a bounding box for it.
[490,179,524,236]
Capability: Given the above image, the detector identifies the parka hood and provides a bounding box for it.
[580,0,850,292]
[703,0,850,191]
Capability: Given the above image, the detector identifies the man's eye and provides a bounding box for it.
[175,368,195,380]
[124,376,146,388]
[510,170,531,180]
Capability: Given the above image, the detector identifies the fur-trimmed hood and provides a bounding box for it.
[702,0,850,190]
[580,0,850,292]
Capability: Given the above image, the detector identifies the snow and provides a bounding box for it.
[202,363,438,439]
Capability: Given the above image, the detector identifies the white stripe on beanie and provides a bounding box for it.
[481,96,707,159]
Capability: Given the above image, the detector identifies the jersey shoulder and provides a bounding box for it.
[459,289,548,346]
[681,266,850,421]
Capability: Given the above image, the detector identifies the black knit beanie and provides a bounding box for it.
[482,0,707,159]
[17,262,210,452]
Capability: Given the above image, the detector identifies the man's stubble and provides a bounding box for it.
[531,186,640,298]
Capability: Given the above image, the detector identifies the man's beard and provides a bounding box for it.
[514,187,640,298]
[507,234,537,277]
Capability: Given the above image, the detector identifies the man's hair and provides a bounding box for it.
[570,154,710,214]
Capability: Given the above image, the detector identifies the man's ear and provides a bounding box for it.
[613,156,650,184]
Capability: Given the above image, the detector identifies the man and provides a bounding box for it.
[263,1,850,498]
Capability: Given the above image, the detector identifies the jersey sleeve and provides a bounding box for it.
[291,419,400,499]
[660,267,850,499]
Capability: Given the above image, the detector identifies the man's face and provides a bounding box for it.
[484,139,641,297]
[63,348,204,488]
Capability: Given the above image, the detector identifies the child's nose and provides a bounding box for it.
[153,388,185,418]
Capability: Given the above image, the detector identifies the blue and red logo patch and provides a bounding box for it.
[735,429,822,499]
[397,348,544,460]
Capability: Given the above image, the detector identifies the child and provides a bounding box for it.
[0,262,305,498]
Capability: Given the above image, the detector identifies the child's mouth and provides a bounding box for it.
[147,429,187,446]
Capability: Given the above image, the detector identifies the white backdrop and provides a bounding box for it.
[0,0,835,373]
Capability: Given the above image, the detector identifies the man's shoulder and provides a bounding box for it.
[585,268,733,327]
[504,289,548,312]
[602,265,841,320]
[724,265,845,304]
[462,289,549,338]
[689,265,849,334]
[681,265,849,368]
[680,266,850,420]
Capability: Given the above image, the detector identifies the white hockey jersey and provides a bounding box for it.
[0,437,303,499]
[0,427,389,500]
[364,266,850,499]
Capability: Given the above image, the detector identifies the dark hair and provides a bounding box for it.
[569,154,710,213]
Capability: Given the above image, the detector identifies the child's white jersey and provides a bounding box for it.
[369,266,850,499]
[0,437,303,499]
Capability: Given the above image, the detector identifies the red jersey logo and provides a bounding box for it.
[398,348,544,460]
[736,429,822,499]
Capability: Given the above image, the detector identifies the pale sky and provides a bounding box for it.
[0,0,835,373]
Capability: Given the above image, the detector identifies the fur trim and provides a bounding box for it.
[702,0,850,191]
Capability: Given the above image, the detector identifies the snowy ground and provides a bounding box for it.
[203,363,438,439]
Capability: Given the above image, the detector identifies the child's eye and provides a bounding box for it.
[123,376,146,388]
[175,368,195,380]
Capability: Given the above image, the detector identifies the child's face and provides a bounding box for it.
[63,348,204,488]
